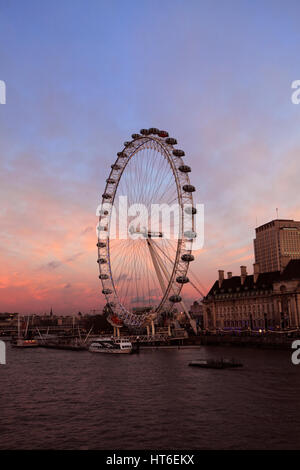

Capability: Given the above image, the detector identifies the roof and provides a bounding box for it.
[206,260,300,297]
[255,219,300,233]
[280,259,300,281]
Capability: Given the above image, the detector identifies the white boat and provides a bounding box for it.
[89,336,133,354]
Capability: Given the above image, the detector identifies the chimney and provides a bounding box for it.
[218,270,224,288]
[240,266,247,285]
[253,263,260,283]
[227,272,232,279]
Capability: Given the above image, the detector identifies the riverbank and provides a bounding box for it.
[185,332,297,350]
[136,333,296,350]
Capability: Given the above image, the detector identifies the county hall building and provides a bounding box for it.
[202,219,300,330]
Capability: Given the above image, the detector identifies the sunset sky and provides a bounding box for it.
[1,0,300,314]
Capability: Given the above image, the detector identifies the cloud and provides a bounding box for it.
[65,252,83,263]
[81,226,93,235]
[1,0,300,314]
[42,260,62,270]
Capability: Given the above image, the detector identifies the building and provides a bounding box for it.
[254,219,300,273]
[189,301,204,329]
[0,312,17,328]
[202,261,300,331]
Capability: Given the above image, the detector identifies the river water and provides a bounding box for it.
[1,343,300,450]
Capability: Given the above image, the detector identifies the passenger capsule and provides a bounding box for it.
[140,129,150,135]
[173,149,185,157]
[169,295,182,303]
[131,133,141,139]
[176,276,189,284]
[181,254,195,262]
[99,209,109,216]
[166,137,177,145]
[102,193,112,200]
[102,288,112,295]
[97,258,107,264]
[106,178,116,184]
[184,230,197,239]
[184,206,197,215]
[158,130,169,138]
[117,151,127,158]
[148,127,160,134]
[183,184,195,193]
[111,164,121,170]
[98,225,108,232]
[97,241,106,248]
[179,165,191,173]
[124,141,131,147]
[99,274,109,280]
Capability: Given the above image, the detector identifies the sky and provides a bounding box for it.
[1,0,300,314]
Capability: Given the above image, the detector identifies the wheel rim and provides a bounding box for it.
[97,130,196,327]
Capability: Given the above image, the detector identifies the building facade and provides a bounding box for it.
[202,260,300,331]
[254,219,300,273]
[189,300,204,330]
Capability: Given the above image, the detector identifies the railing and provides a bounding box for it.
[112,331,188,343]
[0,326,189,342]
[0,325,87,335]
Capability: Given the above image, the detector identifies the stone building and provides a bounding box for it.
[202,260,300,331]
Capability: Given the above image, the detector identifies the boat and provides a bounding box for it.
[11,338,39,348]
[35,325,93,351]
[11,315,38,348]
[188,358,243,369]
[38,337,87,351]
[89,336,133,354]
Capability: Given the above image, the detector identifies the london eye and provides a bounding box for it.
[97,128,197,329]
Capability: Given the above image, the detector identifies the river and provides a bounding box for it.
[1,343,300,449]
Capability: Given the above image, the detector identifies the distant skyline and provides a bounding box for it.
[1,0,300,313]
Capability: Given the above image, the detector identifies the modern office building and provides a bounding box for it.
[254,219,300,273]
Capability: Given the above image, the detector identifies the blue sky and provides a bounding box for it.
[1,0,300,312]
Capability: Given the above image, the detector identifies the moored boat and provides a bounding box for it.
[35,325,92,351]
[11,338,39,348]
[89,336,133,354]
[38,338,87,350]
[188,358,243,369]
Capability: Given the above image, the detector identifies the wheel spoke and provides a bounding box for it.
[97,131,195,327]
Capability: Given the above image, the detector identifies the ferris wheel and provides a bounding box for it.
[97,128,197,328]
